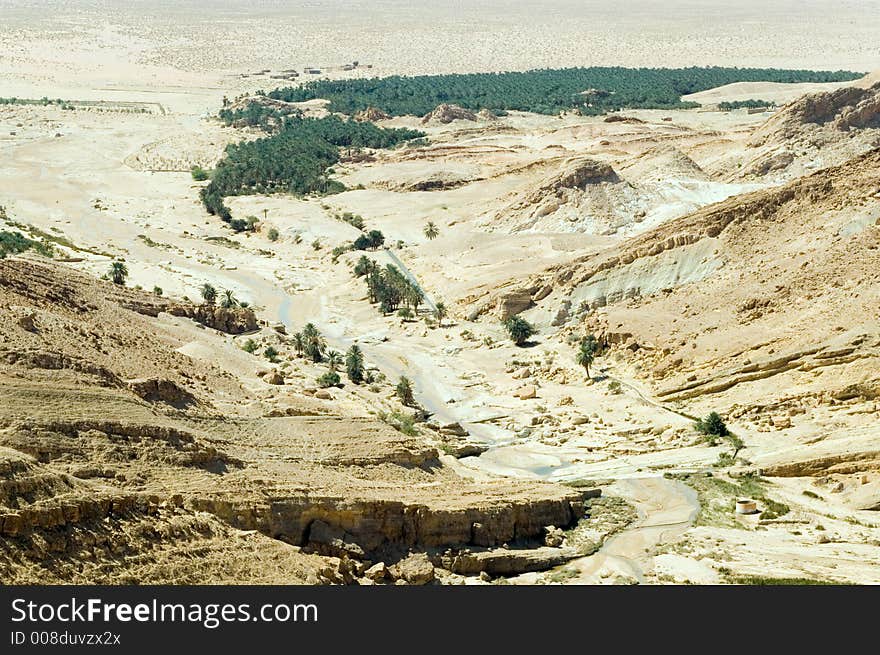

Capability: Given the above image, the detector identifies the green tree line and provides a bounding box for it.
[267,66,862,117]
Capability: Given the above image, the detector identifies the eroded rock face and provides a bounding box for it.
[167,304,257,334]
[190,493,586,556]
[127,377,197,406]
[437,546,578,576]
[496,290,533,320]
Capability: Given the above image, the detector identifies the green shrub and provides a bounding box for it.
[503,316,536,346]
[317,370,341,388]
[695,412,729,439]
[190,166,210,181]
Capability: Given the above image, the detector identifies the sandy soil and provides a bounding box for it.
[1,2,879,585]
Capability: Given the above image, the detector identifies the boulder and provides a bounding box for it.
[16,312,38,333]
[388,553,435,585]
[543,525,565,548]
[512,367,532,380]
[516,385,537,400]
[364,562,389,582]
[315,389,333,400]
[265,370,284,385]
[440,422,469,437]
[496,290,533,320]
[306,520,366,559]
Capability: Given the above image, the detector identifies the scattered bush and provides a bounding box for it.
[317,370,341,388]
[190,166,210,181]
[264,346,280,363]
[695,411,729,438]
[395,376,416,407]
[503,316,536,346]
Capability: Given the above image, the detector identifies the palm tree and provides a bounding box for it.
[434,301,448,326]
[200,283,217,305]
[108,261,128,286]
[424,221,439,240]
[302,323,325,362]
[503,316,535,346]
[576,334,600,379]
[292,332,305,358]
[345,345,365,383]
[220,289,239,309]
[400,278,423,311]
[326,350,343,372]
[396,376,416,407]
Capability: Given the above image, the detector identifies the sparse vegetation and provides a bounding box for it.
[264,346,280,363]
[301,323,326,362]
[721,574,838,586]
[200,283,217,305]
[378,410,419,436]
[395,376,416,407]
[345,345,365,383]
[317,370,341,388]
[242,339,258,354]
[503,316,536,346]
[190,166,210,181]
[576,334,600,379]
[0,230,54,259]
[423,221,439,240]
[219,289,239,308]
[671,472,789,529]
[152,286,163,296]
[695,411,730,439]
[267,227,280,242]
[607,379,622,394]
[108,261,128,285]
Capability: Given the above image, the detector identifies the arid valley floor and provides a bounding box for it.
[1,1,879,585]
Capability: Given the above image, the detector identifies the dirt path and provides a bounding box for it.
[567,476,699,583]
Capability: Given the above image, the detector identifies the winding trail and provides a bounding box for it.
[567,477,699,583]
[218,246,702,583]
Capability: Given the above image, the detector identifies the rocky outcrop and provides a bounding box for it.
[751,82,880,146]
[395,171,474,191]
[492,156,646,234]
[496,290,533,320]
[421,104,477,124]
[127,377,197,407]
[603,114,645,124]
[436,545,578,576]
[167,303,257,334]
[190,492,588,557]
[353,106,390,122]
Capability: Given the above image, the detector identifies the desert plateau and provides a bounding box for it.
[1,0,879,586]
